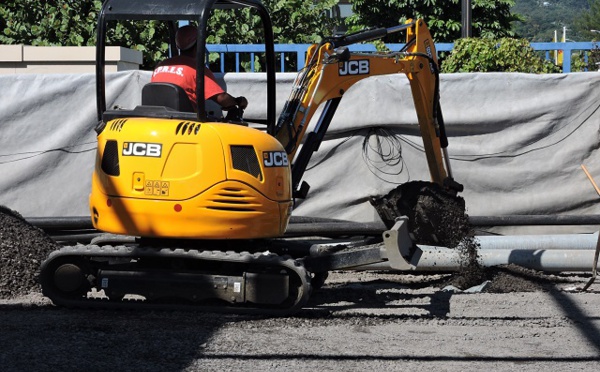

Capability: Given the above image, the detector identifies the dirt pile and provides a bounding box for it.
[0,206,59,299]
[445,239,486,290]
[483,263,557,293]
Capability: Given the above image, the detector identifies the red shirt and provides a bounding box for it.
[151,55,224,111]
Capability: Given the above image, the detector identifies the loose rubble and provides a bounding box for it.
[0,206,59,299]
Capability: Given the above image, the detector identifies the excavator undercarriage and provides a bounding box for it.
[39,214,458,314]
[41,242,312,315]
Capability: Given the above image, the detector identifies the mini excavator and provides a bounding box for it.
[40,0,462,315]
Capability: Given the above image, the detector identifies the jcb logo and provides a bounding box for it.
[122,142,162,157]
[263,151,289,167]
[338,60,370,76]
[424,40,435,74]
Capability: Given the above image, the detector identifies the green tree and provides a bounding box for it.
[574,0,600,39]
[0,0,170,69]
[570,0,600,71]
[206,0,339,71]
[513,0,590,42]
[0,0,338,71]
[208,0,339,44]
[441,37,560,72]
[0,1,100,46]
[347,0,519,43]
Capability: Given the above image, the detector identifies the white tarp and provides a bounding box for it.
[1,70,599,233]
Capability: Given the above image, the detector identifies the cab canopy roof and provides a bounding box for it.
[100,0,267,20]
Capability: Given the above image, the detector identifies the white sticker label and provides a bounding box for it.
[338,60,370,75]
[122,142,162,157]
[234,282,241,293]
[101,278,109,288]
[263,151,289,167]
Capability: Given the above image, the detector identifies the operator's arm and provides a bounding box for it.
[204,67,247,111]
[211,93,248,111]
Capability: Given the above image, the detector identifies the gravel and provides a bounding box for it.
[1,271,600,371]
[0,206,58,299]
[1,206,600,371]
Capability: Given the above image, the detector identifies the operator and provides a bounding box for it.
[151,25,248,114]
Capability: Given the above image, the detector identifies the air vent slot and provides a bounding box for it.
[101,140,120,176]
[175,121,201,136]
[109,119,127,132]
[208,188,258,212]
[208,205,256,212]
[230,145,262,180]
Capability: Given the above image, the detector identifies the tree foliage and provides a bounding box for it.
[513,0,589,41]
[573,0,600,40]
[0,1,170,69]
[4,0,584,73]
[347,0,519,43]
[441,37,560,72]
[0,0,338,70]
[207,0,339,44]
[0,1,100,46]
[205,0,339,71]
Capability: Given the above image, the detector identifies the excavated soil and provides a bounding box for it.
[370,181,469,246]
[371,181,486,289]
[0,206,58,299]
[367,181,565,292]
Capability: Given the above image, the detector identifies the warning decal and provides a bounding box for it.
[144,180,170,196]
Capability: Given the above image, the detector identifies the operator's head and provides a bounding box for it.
[176,25,198,51]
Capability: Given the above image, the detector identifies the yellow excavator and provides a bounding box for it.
[40,0,462,315]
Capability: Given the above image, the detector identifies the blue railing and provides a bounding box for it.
[207,41,597,73]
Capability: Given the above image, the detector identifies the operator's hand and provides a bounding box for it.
[225,106,244,122]
[235,96,248,110]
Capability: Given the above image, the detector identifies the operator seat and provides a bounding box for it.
[141,82,195,113]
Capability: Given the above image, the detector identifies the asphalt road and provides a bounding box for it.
[1,271,599,372]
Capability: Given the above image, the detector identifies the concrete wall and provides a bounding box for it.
[0,45,142,75]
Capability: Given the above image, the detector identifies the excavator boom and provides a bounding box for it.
[274,19,459,197]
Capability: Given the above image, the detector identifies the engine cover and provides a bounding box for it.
[90,117,292,239]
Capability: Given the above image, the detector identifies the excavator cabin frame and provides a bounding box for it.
[95,0,277,125]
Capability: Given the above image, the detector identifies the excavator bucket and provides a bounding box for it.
[370,181,468,247]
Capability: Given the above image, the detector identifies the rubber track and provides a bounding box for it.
[40,244,312,316]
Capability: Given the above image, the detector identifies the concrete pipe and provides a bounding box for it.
[475,233,599,251]
[355,246,599,272]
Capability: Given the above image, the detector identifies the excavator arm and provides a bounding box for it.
[273,19,461,197]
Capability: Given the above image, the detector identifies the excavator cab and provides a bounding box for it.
[95,0,277,123]
[91,0,292,240]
